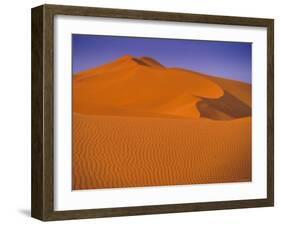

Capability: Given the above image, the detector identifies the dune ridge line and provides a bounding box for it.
[72,55,252,190]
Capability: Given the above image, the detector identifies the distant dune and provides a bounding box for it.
[73,55,252,190]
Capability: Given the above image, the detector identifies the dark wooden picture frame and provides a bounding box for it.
[31,4,274,221]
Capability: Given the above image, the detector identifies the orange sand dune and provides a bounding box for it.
[72,55,252,190]
[73,55,251,120]
[73,114,251,190]
[74,55,225,119]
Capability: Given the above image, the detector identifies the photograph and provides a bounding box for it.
[31,4,274,221]
[72,34,252,190]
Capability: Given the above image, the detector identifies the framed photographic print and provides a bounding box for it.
[31,4,274,221]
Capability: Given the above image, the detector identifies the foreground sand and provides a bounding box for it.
[73,113,251,190]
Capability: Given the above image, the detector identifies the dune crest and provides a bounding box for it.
[72,55,252,190]
[72,55,252,120]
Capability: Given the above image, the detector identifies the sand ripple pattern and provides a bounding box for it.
[73,114,251,190]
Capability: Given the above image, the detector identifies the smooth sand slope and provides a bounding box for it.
[73,55,252,190]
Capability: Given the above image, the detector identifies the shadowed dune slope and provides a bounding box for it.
[205,75,251,106]
[73,55,251,120]
[197,74,252,120]
[72,55,252,190]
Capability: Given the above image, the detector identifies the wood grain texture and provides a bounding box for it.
[31,5,44,220]
[31,4,274,221]
[267,19,274,205]
[31,5,55,221]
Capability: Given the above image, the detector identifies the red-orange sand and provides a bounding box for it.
[73,55,252,190]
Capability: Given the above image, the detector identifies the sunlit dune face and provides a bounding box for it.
[73,55,250,120]
[72,55,252,190]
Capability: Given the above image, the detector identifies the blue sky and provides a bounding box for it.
[72,34,252,83]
